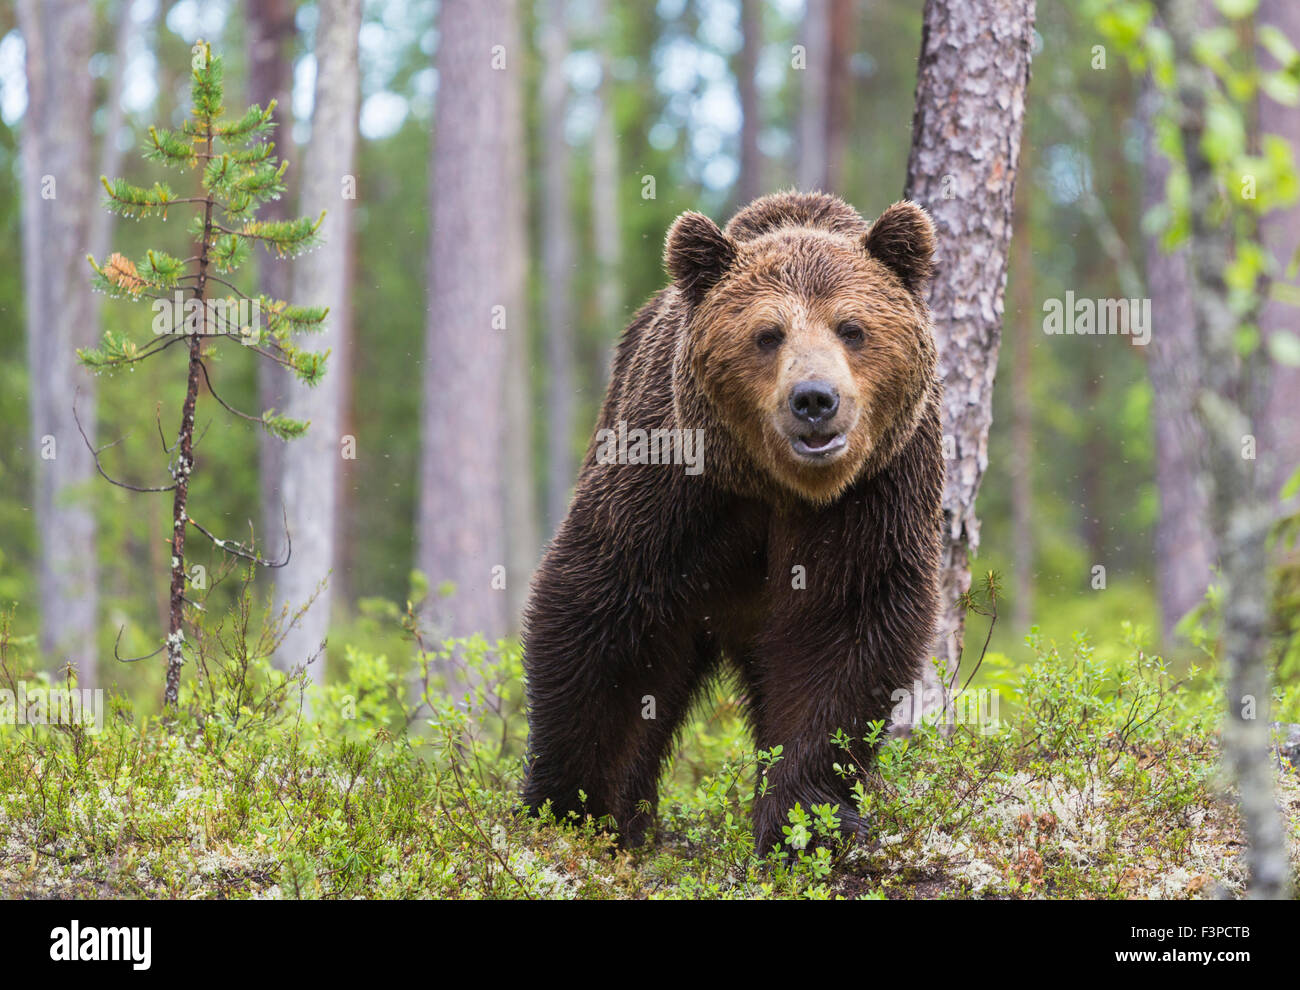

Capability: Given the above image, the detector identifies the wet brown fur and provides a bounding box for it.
[521,191,944,854]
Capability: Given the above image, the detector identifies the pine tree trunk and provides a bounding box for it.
[164,126,217,709]
[18,0,100,687]
[1141,79,1214,642]
[542,0,576,531]
[903,0,1036,718]
[272,0,362,681]
[164,337,203,707]
[417,0,523,645]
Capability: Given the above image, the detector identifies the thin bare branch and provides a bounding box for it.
[176,272,253,299]
[113,626,167,663]
[154,402,177,454]
[197,359,264,423]
[187,503,291,568]
[73,391,177,493]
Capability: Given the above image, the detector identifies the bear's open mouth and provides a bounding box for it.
[791,432,847,459]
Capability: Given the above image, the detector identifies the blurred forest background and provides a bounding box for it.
[1,0,1298,707]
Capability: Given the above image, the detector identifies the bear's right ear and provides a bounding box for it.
[665,211,736,306]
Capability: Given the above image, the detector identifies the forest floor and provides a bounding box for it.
[1,733,1296,901]
[2,620,1299,899]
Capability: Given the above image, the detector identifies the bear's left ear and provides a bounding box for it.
[864,201,936,295]
[665,211,736,306]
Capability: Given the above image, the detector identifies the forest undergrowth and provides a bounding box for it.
[1,570,1297,900]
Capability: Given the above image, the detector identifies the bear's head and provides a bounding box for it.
[666,192,938,505]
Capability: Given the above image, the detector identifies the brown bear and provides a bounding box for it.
[521,190,944,856]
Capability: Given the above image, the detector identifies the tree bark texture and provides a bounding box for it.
[273,0,362,680]
[1141,79,1214,642]
[246,0,298,572]
[903,0,1036,716]
[417,0,525,644]
[18,0,100,686]
[542,0,576,532]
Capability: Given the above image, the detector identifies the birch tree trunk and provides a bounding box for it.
[902,0,1036,718]
[246,0,297,569]
[542,0,576,531]
[272,0,361,681]
[1159,0,1293,898]
[417,0,523,644]
[1141,80,1214,642]
[18,0,99,686]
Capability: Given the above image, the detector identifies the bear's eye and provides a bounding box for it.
[755,327,784,352]
[837,320,867,345]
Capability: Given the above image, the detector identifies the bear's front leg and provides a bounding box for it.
[747,478,941,858]
[746,644,894,858]
[521,513,704,843]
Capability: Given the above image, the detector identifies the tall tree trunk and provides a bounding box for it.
[735,0,763,206]
[903,0,1036,718]
[417,0,523,645]
[542,0,576,531]
[245,0,297,568]
[18,0,99,686]
[1141,79,1214,642]
[591,0,623,336]
[1160,0,1292,898]
[90,0,153,658]
[272,0,362,681]
[334,198,361,609]
[1080,344,1106,562]
[578,0,622,572]
[797,0,851,193]
[1258,0,1300,500]
[504,3,541,627]
[90,0,151,266]
[797,0,830,191]
[824,0,854,194]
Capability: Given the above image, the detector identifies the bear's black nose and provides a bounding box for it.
[789,380,839,424]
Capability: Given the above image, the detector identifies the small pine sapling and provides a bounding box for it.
[80,40,328,708]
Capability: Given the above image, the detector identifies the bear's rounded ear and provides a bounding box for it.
[665,211,736,305]
[864,201,936,294]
